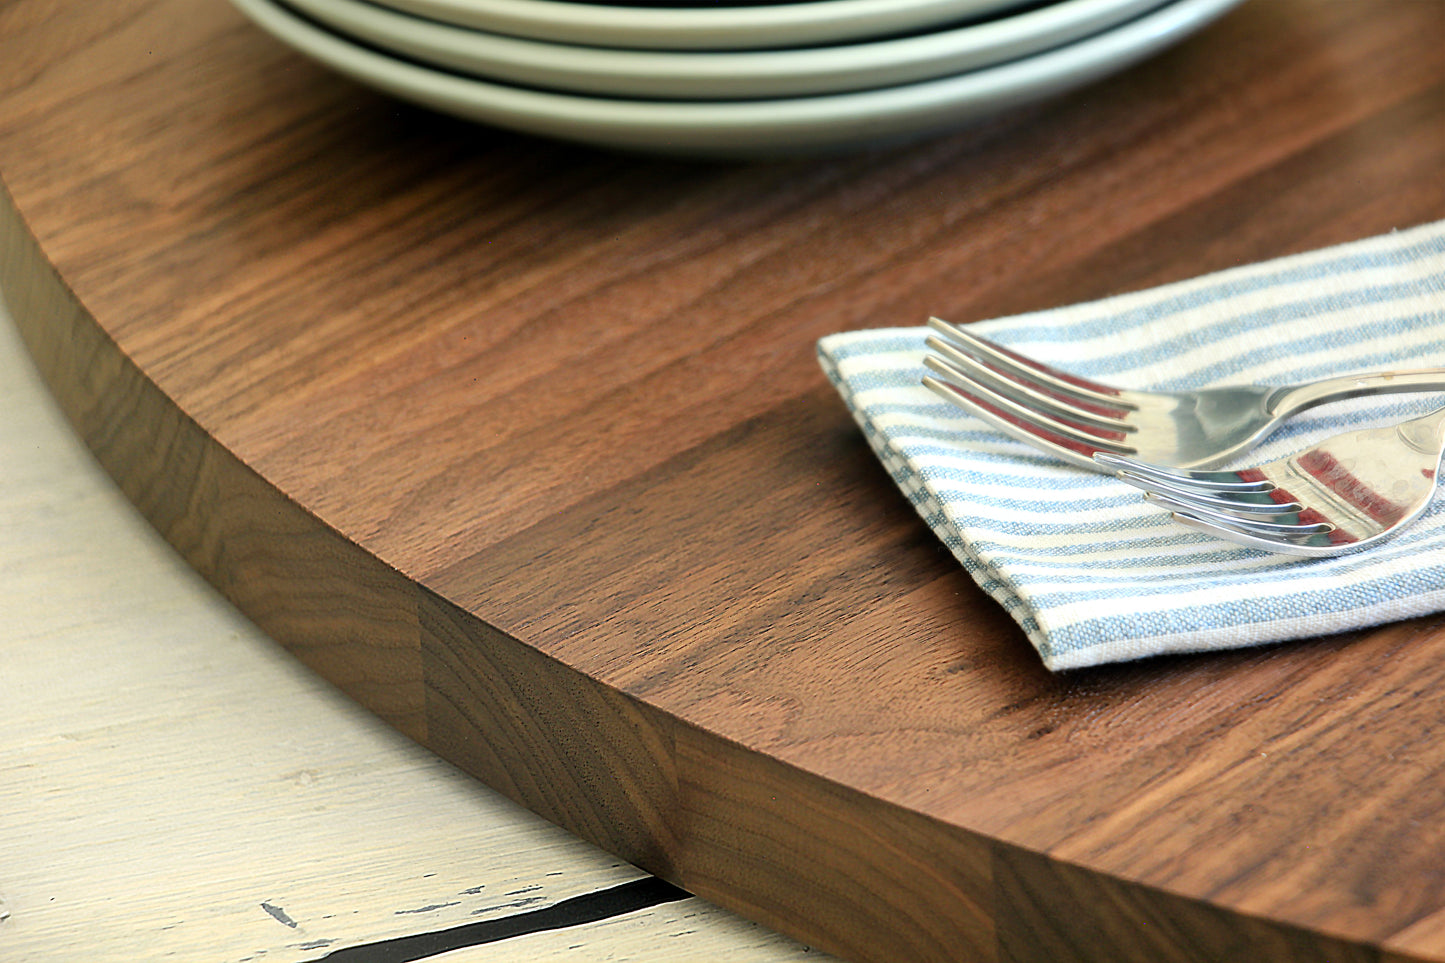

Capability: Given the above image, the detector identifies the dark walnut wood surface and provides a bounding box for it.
[3,0,1443,959]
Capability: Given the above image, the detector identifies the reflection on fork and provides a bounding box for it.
[1094,406,1445,556]
[920,316,1445,472]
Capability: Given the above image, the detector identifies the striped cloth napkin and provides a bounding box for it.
[818,221,1445,670]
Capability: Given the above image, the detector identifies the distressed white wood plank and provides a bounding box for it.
[0,297,828,963]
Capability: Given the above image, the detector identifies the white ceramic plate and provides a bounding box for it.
[358,0,1038,50]
[229,0,1242,157]
[284,0,1168,100]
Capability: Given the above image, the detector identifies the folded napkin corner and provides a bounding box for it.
[819,221,1445,670]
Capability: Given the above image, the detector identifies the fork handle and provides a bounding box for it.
[1268,368,1445,416]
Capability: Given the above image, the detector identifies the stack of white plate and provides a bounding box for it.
[228,0,1241,156]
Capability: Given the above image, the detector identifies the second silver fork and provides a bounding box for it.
[1094,405,1445,556]
[921,316,1445,471]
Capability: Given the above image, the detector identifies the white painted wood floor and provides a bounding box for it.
[0,297,829,963]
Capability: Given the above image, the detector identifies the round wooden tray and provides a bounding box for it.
[3,0,1443,959]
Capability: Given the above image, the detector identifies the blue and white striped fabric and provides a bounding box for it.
[817,221,1445,670]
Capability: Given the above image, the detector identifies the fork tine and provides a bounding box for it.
[1093,453,1274,493]
[923,355,1139,464]
[923,353,1131,448]
[924,336,1135,434]
[1144,497,1335,543]
[927,317,1138,412]
[1165,510,1338,555]
[1098,451,1315,525]
[1142,492,1333,537]
[922,375,1129,471]
[1130,476,1303,517]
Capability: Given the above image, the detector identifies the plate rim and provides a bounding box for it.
[281,0,1173,100]
[228,0,1243,156]
[360,0,1040,50]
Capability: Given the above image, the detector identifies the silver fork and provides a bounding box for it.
[921,316,1445,471]
[1094,405,1445,556]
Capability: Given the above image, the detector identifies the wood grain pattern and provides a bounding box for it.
[0,298,826,963]
[2,0,1443,960]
